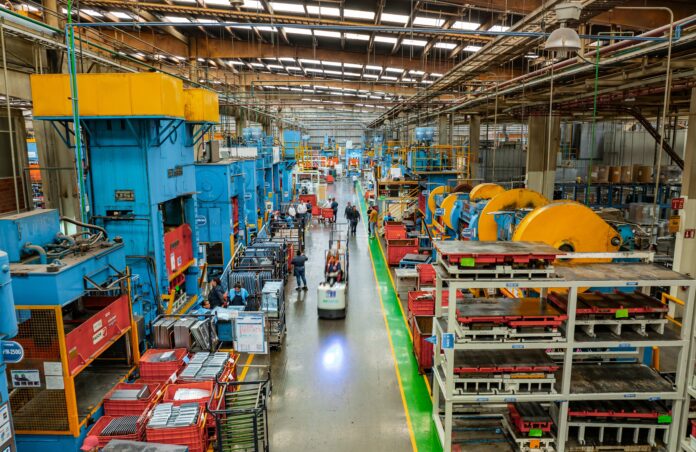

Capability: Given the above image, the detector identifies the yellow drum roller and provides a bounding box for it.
[477,188,548,241]
[513,201,622,263]
[427,185,449,218]
[469,183,505,201]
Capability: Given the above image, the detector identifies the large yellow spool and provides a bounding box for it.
[441,193,461,230]
[427,186,449,218]
[469,183,505,201]
[478,188,548,241]
[513,201,621,263]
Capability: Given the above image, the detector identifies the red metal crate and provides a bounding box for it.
[146,407,208,452]
[416,264,436,286]
[407,290,455,317]
[384,222,407,240]
[139,348,188,381]
[411,315,433,374]
[508,404,553,433]
[386,238,418,266]
[163,381,222,429]
[299,194,317,207]
[321,207,334,220]
[86,414,146,448]
[104,383,164,417]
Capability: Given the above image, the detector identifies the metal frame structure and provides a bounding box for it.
[430,242,696,452]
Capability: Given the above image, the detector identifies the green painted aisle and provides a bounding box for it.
[358,184,443,452]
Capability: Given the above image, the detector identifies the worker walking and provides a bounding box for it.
[330,198,339,223]
[297,201,308,229]
[207,277,228,308]
[349,205,360,235]
[291,249,309,291]
[368,206,379,238]
[344,202,353,220]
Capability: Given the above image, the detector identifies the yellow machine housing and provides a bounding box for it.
[469,183,505,201]
[477,188,548,241]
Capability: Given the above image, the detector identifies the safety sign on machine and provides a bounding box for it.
[10,369,40,388]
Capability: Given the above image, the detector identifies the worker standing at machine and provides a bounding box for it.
[292,250,309,291]
[368,206,379,238]
[208,277,228,308]
[229,282,249,307]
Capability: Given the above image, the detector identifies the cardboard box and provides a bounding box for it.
[591,165,609,183]
[633,165,653,183]
[609,166,622,183]
[620,166,633,183]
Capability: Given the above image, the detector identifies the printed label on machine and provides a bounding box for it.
[43,362,63,376]
[93,327,107,345]
[45,375,65,390]
[10,369,40,388]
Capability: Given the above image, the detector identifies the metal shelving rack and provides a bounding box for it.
[680,289,696,451]
[430,241,696,452]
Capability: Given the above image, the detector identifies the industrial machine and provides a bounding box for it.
[0,250,18,452]
[30,73,218,325]
[195,157,248,277]
[429,183,625,258]
[0,210,139,452]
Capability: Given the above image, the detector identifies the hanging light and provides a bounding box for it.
[544,2,582,58]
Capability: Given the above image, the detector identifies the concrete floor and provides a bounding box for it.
[267,179,413,451]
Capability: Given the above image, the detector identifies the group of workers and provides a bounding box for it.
[344,202,361,234]
[203,277,250,310]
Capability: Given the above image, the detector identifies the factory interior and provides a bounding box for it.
[2,0,696,451]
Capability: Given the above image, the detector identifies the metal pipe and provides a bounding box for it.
[0,19,20,213]
[55,232,76,246]
[60,215,108,239]
[23,243,47,264]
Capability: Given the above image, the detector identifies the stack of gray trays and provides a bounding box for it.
[102,440,187,452]
[109,386,151,402]
[152,318,177,349]
[147,403,199,429]
[164,317,218,352]
[261,280,284,314]
[178,352,230,382]
[101,416,140,436]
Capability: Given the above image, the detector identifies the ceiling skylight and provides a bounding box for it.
[306,5,340,16]
[345,33,370,41]
[452,21,480,30]
[403,39,427,47]
[314,30,341,38]
[413,16,444,27]
[381,13,408,24]
[344,9,374,20]
[269,2,304,13]
[374,36,397,44]
[434,42,457,49]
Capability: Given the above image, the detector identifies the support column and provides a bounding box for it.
[469,115,481,181]
[674,88,696,285]
[526,114,560,198]
[438,114,451,145]
[235,114,247,137]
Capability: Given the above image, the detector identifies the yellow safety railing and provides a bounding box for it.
[660,292,685,327]
[408,145,472,177]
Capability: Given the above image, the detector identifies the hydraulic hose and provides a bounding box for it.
[60,216,108,239]
[23,243,47,264]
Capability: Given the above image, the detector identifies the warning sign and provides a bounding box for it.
[11,369,40,388]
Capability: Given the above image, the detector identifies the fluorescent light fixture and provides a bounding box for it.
[344,63,362,69]
[314,85,329,89]
[358,94,368,98]
[311,99,321,102]
[344,9,374,20]
[111,11,132,19]
[314,30,341,38]
[413,16,444,27]
[257,26,278,32]
[421,80,434,84]
[306,5,340,16]
[270,2,305,13]
[290,87,302,92]
[249,62,265,67]
[303,89,313,92]
[205,0,231,5]
[277,86,290,90]
[262,57,277,60]
[263,85,275,89]
[305,68,324,73]
[342,88,356,92]
[401,77,415,82]
[330,91,343,95]
[241,0,262,9]
[286,66,302,70]
[385,67,403,73]
[324,70,342,75]
[381,12,408,24]
[365,65,382,71]
[299,58,321,65]
[83,9,104,16]
[196,17,217,23]
[164,15,189,22]
[322,61,342,67]
[301,98,312,102]
[403,39,427,47]
[374,35,397,44]
[434,42,457,49]
[489,25,510,32]
[267,64,284,69]
[197,57,205,62]
[381,76,397,81]
[363,74,379,79]
[284,27,312,35]
[409,69,425,75]
[369,95,381,99]
[230,24,251,29]
[463,45,482,52]
[279,57,295,62]
[431,72,443,77]
[452,21,480,30]
[524,53,539,59]
[345,33,369,41]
